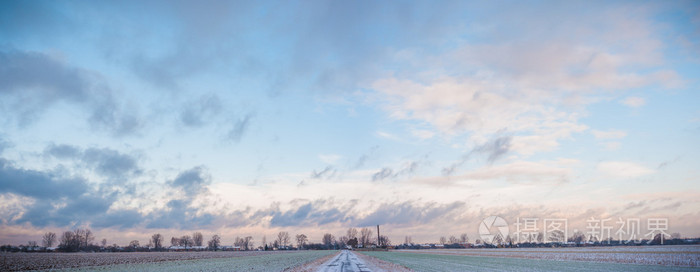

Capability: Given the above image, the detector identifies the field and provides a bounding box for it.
[394,245,700,266]
[0,251,335,272]
[363,246,700,272]
[2,246,699,271]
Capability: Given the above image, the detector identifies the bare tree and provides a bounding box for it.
[378,235,391,247]
[27,241,38,248]
[59,231,79,252]
[42,232,56,248]
[359,227,373,247]
[83,229,94,247]
[439,236,446,244]
[74,229,85,248]
[129,240,140,249]
[322,233,335,248]
[208,234,221,250]
[73,229,94,248]
[569,231,585,245]
[338,235,349,247]
[192,232,203,247]
[282,233,289,248]
[347,237,358,248]
[171,237,180,247]
[296,234,307,249]
[234,236,253,250]
[101,238,107,248]
[448,235,459,244]
[460,233,468,243]
[346,228,358,240]
[548,230,565,243]
[151,234,163,250]
[277,232,290,248]
[244,236,253,250]
[180,235,193,248]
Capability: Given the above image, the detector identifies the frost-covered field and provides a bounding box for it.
[0,251,335,271]
[395,245,700,267]
[364,250,700,272]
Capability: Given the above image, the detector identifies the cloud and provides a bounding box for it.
[411,129,435,140]
[318,154,342,164]
[179,94,223,127]
[2,152,217,229]
[373,77,589,156]
[168,166,211,194]
[227,114,252,142]
[621,96,646,107]
[0,158,89,200]
[657,156,681,169]
[601,142,621,150]
[354,146,378,169]
[44,144,81,159]
[370,3,682,159]
[442,135,512,175]
[44,144,142,180]
[457,161,573,184]
[145,199,215,229]
[267,199,353,227]
[597,161,654,179]
[376,131,401,141]
[266,199,465,229]
[372,159,423,182]
[592,129,627,139]
[269,203,312,227]
[82,148,142,179]
[0,136,11,154]
[372,167,394,182]
[0,157,124,227]
[353,201,465,227]
[0,48,142,135]
[110,0,426,95]
[92,209,144,229]
[473,135,511,163]
[310,166,336,179]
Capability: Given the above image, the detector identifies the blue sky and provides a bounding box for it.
[0,0,699,245]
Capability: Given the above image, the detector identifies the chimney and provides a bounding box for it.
[377,225,380,247]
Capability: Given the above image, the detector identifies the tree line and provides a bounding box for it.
[14,226,391,253]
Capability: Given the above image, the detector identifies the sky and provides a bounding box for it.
[0,0,699,246]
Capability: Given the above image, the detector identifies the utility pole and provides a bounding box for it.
[377,225,380,247]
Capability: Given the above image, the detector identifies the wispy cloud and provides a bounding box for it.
[597,161,654,179]
[227,114,253,142]
[442,135,512,176]
[592,129,627,139]
[179,94,223,127]
[310,166,336,180]
[621,96,646,108]
[318,154,342,164]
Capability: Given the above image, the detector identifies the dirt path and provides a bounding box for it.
[314,250,372,272]
[311,250,413,272]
